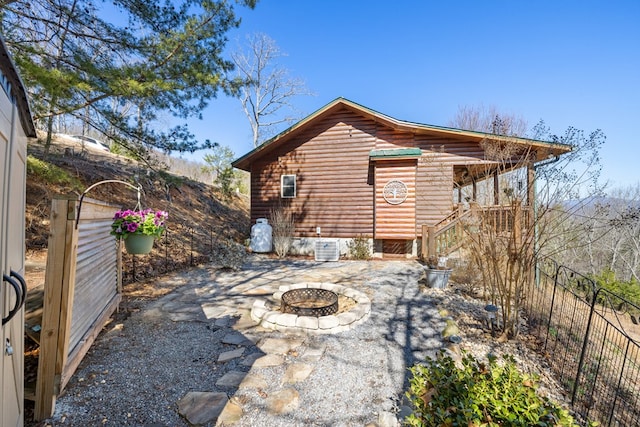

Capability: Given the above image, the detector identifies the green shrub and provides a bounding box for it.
[591,269,640,311]
[27,155,82,190]
[405,350,580,427]
[216,166,235,200]
[347,235,371,260]
[156,169,185,188]
[108,143,138,160]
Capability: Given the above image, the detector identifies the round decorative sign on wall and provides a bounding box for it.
[382,179,408,205]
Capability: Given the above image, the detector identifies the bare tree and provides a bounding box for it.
[449,106,530,205]
[232,33,312,147]
[449,104,529,136]
[466,130,604,339]
[560,185,640,282]
[451,106,606,339]
[270,205,295,258]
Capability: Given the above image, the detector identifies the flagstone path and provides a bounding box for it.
[47,257,448,427]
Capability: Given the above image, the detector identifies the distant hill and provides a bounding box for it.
[562,196,639,213]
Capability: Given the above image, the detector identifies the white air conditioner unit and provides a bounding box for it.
[315,239,339,262]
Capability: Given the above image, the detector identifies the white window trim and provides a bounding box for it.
[281,174,296,198]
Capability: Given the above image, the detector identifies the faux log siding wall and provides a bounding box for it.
[414,135,485,230]
[250,110,377,237]
[374,160,416,239]
[374,130,484,234]
[415,151,455,229]
[249,105,491,239]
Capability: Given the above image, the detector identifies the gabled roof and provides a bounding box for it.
[0,36,36,137]
[232,97,572,171]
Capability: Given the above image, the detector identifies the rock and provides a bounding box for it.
[276,313,298,327]
[301,343,326,362]
[202,304,231,319]
[217,347,245,363]
[216,400,243,426]
[232,310,258,330]
[221,331,254,346]
[283,363,314,383]
[239,372,268,389]
[215,371,247,388]
[296,315,319,329]
[266,388,300,414]
[177,391,228,425]
[167,312,200,321]
[214,317,232,327]
[337,311,358,326]
[378,410,399,427]
[318,315,340,329]
[258,337,305,355]
[240,352,264,366]
[397,405,413,423]
[251,353,285,368]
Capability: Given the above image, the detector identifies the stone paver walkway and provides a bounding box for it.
[51,257,447,427]
[144,257,443,426]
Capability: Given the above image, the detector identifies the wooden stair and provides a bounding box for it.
[421,202,530,259]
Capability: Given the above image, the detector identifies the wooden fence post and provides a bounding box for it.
[427,225,436,259]
[514,200,522,249]
[32,195,121,420]
[421,224,427,260]
[35,197,79,419]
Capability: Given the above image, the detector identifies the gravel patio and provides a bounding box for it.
[29,256,458,427]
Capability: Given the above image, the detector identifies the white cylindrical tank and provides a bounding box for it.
[250,218,272,253]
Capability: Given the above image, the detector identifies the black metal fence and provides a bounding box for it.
[525,258,640,426]
[122,223,246,284]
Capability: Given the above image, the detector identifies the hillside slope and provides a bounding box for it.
[25,136,251,289]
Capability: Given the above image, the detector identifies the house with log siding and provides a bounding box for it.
[232,98,571,259]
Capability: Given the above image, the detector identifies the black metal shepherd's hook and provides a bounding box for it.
[75,179,143,229]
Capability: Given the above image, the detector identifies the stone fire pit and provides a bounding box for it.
[251,282,371,334]
[281,288,338,317]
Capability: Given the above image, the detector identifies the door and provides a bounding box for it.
[373,159,417,240]
[1,95,27,427]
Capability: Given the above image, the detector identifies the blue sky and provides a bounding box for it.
[183,1,639,189]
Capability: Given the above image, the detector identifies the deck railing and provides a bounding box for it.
[421,202,531,259]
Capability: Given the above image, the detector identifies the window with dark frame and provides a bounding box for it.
[281,174,296,198]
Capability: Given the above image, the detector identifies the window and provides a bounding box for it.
[281,174,296,198]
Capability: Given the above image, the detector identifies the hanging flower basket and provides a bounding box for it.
[110,208,168,254]
[123,234,156,255]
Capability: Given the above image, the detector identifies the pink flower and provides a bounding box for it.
[111,208,168,240]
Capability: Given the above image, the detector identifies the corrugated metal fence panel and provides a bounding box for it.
[69,200,118,354]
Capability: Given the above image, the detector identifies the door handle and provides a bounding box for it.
[10,270,27,312]
[2,271,26,326]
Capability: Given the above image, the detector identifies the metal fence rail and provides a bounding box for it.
[122,223,244,284]
[525,258,640,426]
